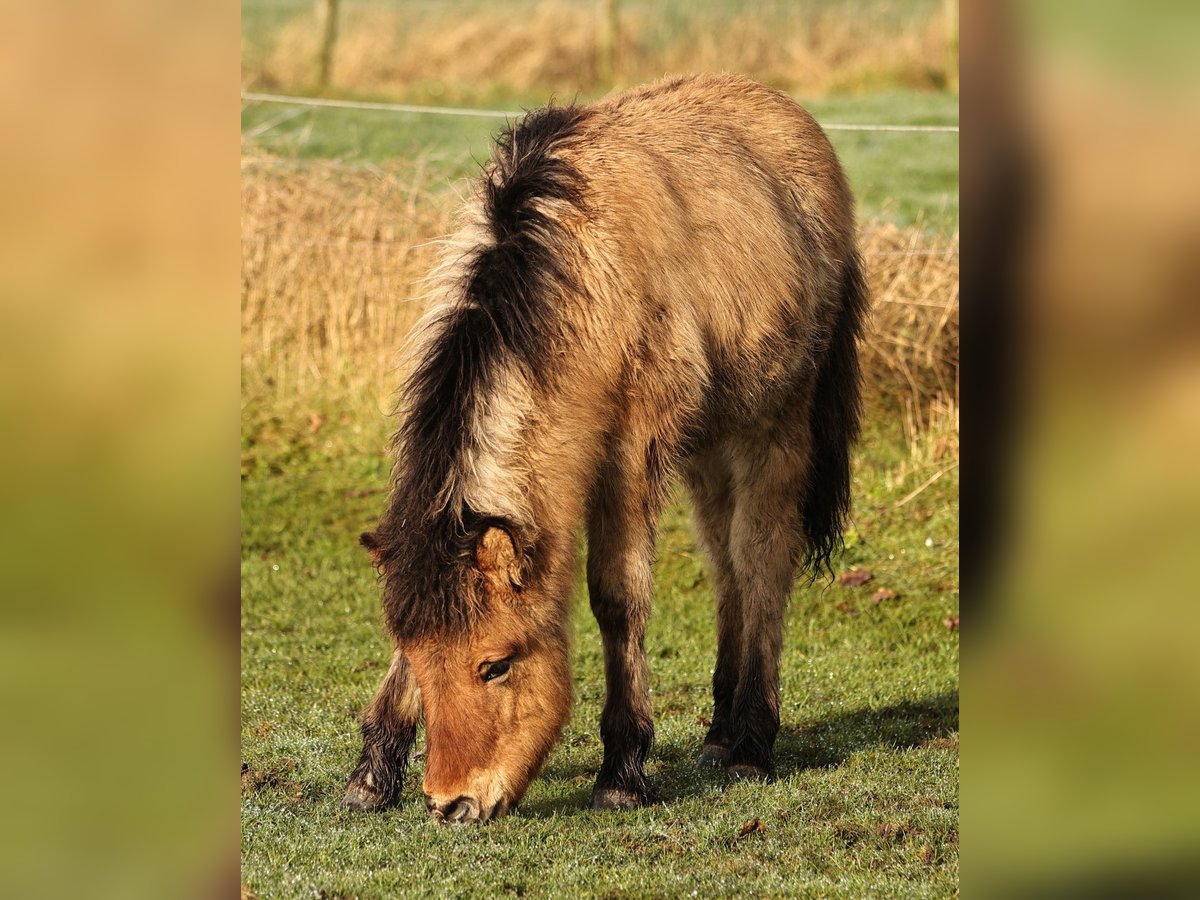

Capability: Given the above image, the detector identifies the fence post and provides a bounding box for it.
[597,0,619,86]
[315,0,340,89]
[944,0,958,91]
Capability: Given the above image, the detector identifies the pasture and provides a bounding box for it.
[238,90,959,231]
[241,2,958,895]
[242,422,958,896]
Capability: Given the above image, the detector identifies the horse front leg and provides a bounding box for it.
[342,648,422,811]
[585,454,659,810]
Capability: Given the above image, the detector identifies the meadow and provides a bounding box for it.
[242,0,955,100]
[241,2,958,895]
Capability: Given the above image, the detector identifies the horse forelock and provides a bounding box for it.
[371,103,590,643]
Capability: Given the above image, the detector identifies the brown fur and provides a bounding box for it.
[343,74,866,822]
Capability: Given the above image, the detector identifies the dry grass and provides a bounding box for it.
[241,154,958,439]
[249,1,953,99]
[859,221,960,417]
[240,154,453,401]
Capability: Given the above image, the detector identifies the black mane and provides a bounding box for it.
[367,104,590,641]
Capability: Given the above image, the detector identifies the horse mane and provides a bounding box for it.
[369,103,591,642]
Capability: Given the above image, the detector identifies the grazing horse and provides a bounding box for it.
[342,73,868,824]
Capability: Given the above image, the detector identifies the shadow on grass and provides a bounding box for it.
[519,691,959,819]
[775,691,959,774]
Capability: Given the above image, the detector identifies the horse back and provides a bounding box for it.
[559,74,858,439]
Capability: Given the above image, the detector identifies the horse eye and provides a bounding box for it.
[481,659,512,683]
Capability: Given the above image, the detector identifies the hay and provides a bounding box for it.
[250,1,953,98]
[241,154,958,434]
[240,153,453,396]
[858,221,959,418]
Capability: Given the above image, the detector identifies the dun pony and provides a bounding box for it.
[342,74,868,823]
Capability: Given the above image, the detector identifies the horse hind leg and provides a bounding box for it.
[342,648,422,811]
[683,449,743,769]
[724,437,810,779]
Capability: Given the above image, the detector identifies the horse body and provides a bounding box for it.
[344,73,867,823]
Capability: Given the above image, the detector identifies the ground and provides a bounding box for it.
[241,413,958,897]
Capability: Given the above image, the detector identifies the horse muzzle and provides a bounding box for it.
[424,793,510,824]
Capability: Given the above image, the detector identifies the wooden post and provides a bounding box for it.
[944,0,958,92]
[315,0,340,90]
[597,0,619,86]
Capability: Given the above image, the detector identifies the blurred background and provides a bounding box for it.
[965,2,1200,891]
[238,0,960,227]
[243,0,959,99]
[238,0,961,474]
[1,0,1198,896]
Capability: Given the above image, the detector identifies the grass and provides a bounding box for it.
[241,411,958,897]
[239,90,959,231]
[242,0,953,99]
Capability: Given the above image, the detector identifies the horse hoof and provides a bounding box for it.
[726,763,772,781]
[697,744,729,769]
[590,787,645,811]
[341,779,387,812]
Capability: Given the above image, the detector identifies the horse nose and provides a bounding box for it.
[424,793,480,824]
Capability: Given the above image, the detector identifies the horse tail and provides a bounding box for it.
[800,250,869,578]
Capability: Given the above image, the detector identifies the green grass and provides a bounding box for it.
[241,409,958,897]
[240,90,958,231]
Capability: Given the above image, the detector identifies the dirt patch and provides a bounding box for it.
[241,759,303,798]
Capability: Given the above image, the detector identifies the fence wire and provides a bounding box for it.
[240,91,960,134]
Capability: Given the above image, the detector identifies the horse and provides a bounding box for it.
[342,73,868,824]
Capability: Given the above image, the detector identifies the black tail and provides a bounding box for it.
[801,252,869,579]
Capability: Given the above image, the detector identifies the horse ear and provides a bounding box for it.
[360,531,386,572]
[475,524,523,592]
